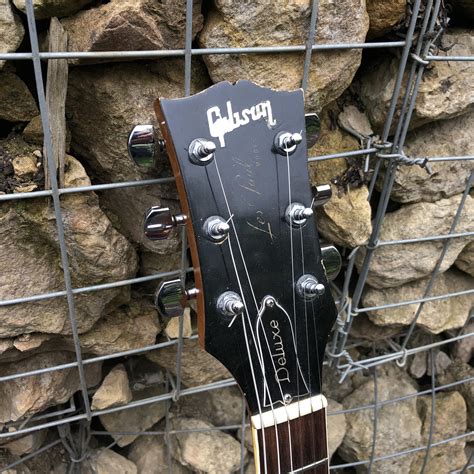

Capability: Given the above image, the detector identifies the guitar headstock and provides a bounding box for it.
[131,80,340,417]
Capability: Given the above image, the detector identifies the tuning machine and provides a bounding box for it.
[155,279,198,318]
[305,113,321,149]
[312,184,332,207]
[144,206,187,240]
[128,124,166,167]
[321,244,342,281]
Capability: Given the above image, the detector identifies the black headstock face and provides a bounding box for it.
[155,81,337,415]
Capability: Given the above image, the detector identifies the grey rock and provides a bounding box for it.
[338,105,373,138]
[91,364,132,411]
[99,385,167,447]
[2,429,47,456]
[409,350,427,379]
[128,436,190,473]
[455,241,474,277]
[340,371,421,473]
[84,449,137,474]
[165,307,193,339]
[362,270,474,334]
[0,154,138,337]
[61,0,203,65]
[382,111,474,204]
[0,1,24,69]
[0,72,38,122]
[322,365,355,403]
[316,184,372,248]
[429,350,452,375]
[146,338,231,387]
[0,298,160,363]
[366,0,406,38]
[170,417,243,474]
[199,0,369,112]
[410,392,467,473]
[450,322,474,363]
[356,194,474,288]
[22,116,44,145]
[176,385,243,427]
[309,111,372,248]
[0,351,101,423]
[438,361,474,430]
[13,0,93,19]
[66,59,210,253]
[350,314,403,342]
[12,154,37,180]
[79,299,160,355]
[328,399,346,459]
[22,115,71,149]
[359,30,474,132]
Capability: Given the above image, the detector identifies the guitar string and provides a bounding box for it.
[285,148,303,470]
[213,157,282,474]
[214,143,300,472]
[215,151,298,473]
[299,226,319,467]
[226,235,276,474]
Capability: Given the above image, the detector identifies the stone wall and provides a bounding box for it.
[0,0,473,472]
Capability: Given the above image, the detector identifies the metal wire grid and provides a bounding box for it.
[0,0,472,471]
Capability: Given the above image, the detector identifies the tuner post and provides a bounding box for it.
[296,274,325,301]
[203,216,230,243]
[274,131,303,156]
[189,138,217,165]
[144,206,187,241]
[285,202,313,228]
[217,291,244,317]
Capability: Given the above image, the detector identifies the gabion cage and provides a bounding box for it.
[0,0,472,472]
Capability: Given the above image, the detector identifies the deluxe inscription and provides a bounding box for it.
[270,319,290,383]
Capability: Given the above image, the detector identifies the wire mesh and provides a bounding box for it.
[0,0,472,472]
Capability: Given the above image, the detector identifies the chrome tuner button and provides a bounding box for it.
[274,131,303,156]
[305,113,321,149]
[217,291,244,317]
[144,206,187,241]
[312,184,332,207]
[321,244,342,281]
[155,279,197,318]
[128,124,156,168]
[203,216,230,243]
[285,202,313,228]
[296,274,325,301]
[188,138,216,165]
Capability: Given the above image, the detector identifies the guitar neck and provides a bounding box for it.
[251,396,329,474]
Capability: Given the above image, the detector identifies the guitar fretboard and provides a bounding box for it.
[253,406,328,473]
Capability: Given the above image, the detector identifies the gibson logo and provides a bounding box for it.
[207,100,276,147]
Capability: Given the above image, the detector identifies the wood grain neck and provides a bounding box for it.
[251,402,329,473]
